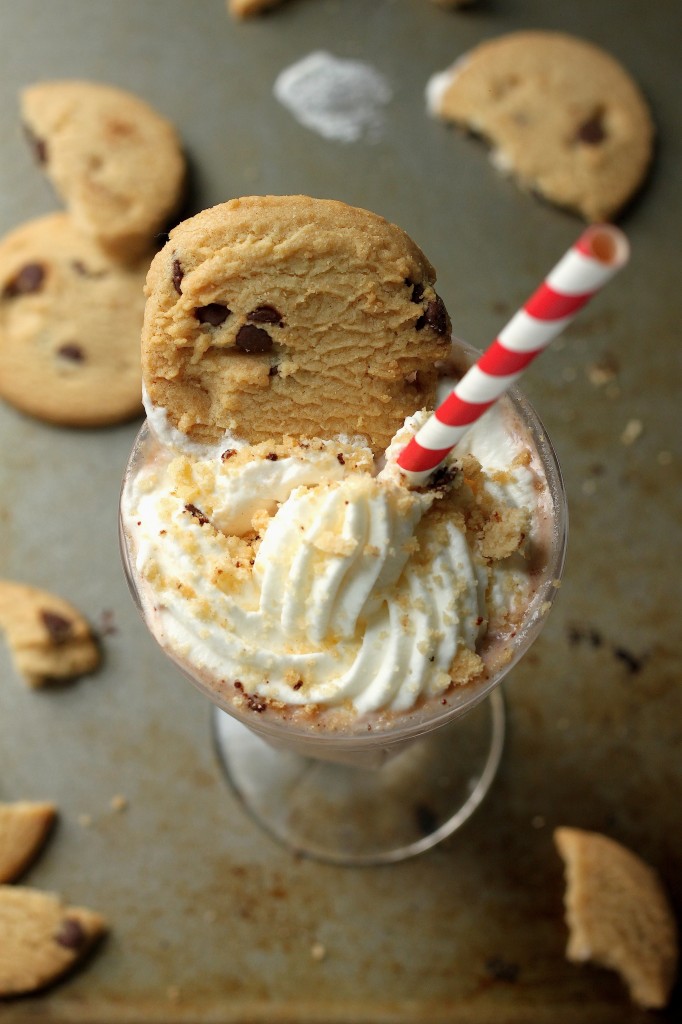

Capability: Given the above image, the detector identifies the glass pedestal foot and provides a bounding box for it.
[212,689,505,866]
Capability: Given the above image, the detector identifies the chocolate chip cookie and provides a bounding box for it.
[142,195,452,453]
[0,886,107,996]
[0,213,148,426]
[21,80,185,261]
[428,31,654,221]
[0,579,101,687]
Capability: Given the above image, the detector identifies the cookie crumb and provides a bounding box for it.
[586,354,619,387]
[310,942,327,962]
[620,419,643,446]
[109,795,128,813]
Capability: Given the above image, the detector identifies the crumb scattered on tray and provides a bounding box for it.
[620,419,643,446]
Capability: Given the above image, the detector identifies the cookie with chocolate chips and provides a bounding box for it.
[428,31,654,221]
[0,579,101,687]
[142,195,452,452]
[0,886,107,996]
[21,80,185,261]
[0,213,149,426]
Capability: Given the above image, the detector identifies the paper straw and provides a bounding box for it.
[397,225,630,485]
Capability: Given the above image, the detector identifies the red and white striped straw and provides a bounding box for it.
[397,225,630,485]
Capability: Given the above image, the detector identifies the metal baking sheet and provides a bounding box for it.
[0,0,680,1020]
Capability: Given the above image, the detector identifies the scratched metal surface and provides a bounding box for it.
[0,0,680,1021]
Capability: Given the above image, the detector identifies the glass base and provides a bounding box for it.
[212,690,505,866]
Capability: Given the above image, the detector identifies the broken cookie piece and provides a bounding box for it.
[21,80,185,261]
[427,31,654,221]
[554,827,678,1009]
[0,802,56,883]
[0,886,107,996]
[0,580,101,687]
[228,0,285,16]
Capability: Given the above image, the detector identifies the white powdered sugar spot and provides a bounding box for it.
[273,51,392,143]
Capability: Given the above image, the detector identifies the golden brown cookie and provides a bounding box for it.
[0,886,106,996]
[428,31,654,221]
[0,802,56,883]
[0,580,101,688]
[142,195,451,453]
[228,0,285,15]
[555,827,678,1009]
[0,213,148,426]
[21,80,185,261]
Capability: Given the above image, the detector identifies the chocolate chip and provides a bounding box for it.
[247,304,283,325]
[71,260,106,279]
[155,231,170,246]
[24,124,47,164]
[337,453,345,465]
[265,453,278,461]
[293,679,303,691]
[184,503,209,525]
[3,263,45,298]
[577,110,606,145]
[424,296,449,335]
[54,918,86,950]
[235,324,273,353]
[414,803,438,835]
[613,646,644,674]
[221,449,237,462]
[415,315,426,331]
[172,258,184,295]
[410,282,424,304]
[485,957,520,983]
[40,610,73,644]
[268,365,279,377]
[246,693,267,713]
[57,343,85,363]
[577,110,602,146]
[195,303,230,326]
[427,466,458,491]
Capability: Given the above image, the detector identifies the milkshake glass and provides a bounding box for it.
[120,342,567,864]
